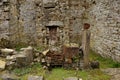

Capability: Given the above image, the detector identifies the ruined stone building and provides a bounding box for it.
[0,0,120,62]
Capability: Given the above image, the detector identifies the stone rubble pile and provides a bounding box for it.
[0,46,84,80]
[0,46,41,70]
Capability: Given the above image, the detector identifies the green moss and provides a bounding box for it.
[13,67,32,76]
[14,43,28,51]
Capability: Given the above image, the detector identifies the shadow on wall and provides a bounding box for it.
[69,34,82,46]
[0,38,10,48]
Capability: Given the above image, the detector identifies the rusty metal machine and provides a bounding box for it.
[41,43,82,69]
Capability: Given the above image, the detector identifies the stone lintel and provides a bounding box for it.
[46,21,63,27]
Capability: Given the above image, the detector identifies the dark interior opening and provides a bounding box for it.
[47,26,58,41]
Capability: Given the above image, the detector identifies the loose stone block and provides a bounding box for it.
[0,60,6,70]
[28,75,44,80]
[64,77,79,80]
[16,54,27,67]
[0,48,14,56]
[23,46,34,64]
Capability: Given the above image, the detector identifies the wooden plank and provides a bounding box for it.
[82,23,91,69]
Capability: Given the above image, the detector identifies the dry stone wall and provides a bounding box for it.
[0,0,10,40]
[0,0,85,47]
[0,0,10,47]
[89,0,120,62]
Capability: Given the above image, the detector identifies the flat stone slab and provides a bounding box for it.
[0,48,14,55]
[1,73,19,80]
[64,43,79,47]
[28,75,44,80]
[43,0,57,4]
[46,21,63,27]
[6,55,16,60]
[64,77,78,80]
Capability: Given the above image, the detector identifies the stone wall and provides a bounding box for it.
[0,0,85,48]
[89,0,120,62]
[0,0,120,61]
[0,0,10,47]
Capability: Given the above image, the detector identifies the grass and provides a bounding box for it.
[14,43,28,51]
[12,64,110,80]
[1,49,120,80]
[90,50,120,68]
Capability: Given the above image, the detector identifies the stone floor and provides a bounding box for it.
[102,68,120,80]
